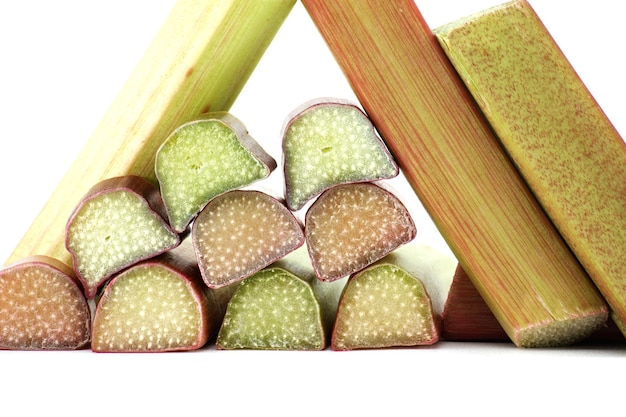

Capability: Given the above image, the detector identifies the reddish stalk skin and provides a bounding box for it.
[441,265,510,342]
[443,266,625,344]
[65,175,180,299]
[0,255,91,350]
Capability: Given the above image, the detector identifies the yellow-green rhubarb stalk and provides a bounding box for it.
[434,0,626,335]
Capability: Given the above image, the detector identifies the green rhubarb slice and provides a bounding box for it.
[217,267,325,350]
[282,99,398,211]
[305,183,416,281]
[155,113,276,232]
[91,260,208,352]
[65,176,180,299]
[193,190,304,288]
[332,263,439,350]
[0,256,91,350]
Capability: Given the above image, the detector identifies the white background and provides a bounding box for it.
[0,1,624,415]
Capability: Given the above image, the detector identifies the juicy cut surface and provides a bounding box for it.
[305,183,416,281]
[217,268,325,350]
[92,264,206,352]
[0,263,90,350]
[333,264,438,350]
[193,190,304,288]
[66,190,179,297]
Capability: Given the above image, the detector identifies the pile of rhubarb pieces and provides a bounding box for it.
[1,0,625,352]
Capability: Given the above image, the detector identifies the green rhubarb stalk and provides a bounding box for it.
[7,0,295,267]
[434,0,626,336]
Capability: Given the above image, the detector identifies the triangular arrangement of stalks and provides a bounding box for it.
[2,0,624,352]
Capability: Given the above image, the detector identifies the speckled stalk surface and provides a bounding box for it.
[302,0,608,347]
[0,256,91,350]
[435,0,626,334]
[192,190,304,288]
[282,98,398,211]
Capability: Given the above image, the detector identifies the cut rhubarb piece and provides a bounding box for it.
[6,0,295,267]
[332,262,439,351]
[192,190,304,289]
[302,0,609,347]
[282,98,398,211]
[91,242,232,352]
[434,0,626,335]
[272,244,347,342]
[66,175,180,299]
[442,265,510,342]
[155,113,277,233]
[379,243,457,319]
[305,182,416,282]
[216,266,329,350]
[0,256,90,350]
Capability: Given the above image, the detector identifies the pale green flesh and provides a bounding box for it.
[333,264,436,350]
[156,121,269,231]
[283,104,397,210]
[92,265,202,352]
[217,268,325,350]
[66,190,179,291]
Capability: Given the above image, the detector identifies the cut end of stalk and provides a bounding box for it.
[0,256,91,350]
[193,190,304,288]
[92,262,208,353]
[305,183,416,281]
[155,114,276,232]
[332,263,439,351]
[217,268,325,350]
[514,312,608,348]
[66,177,180,299]
[282,98,398,211]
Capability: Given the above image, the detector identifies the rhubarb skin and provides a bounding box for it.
[441,265,511,342]
[434,0,626,335]
[302,0,608,347]
[91,240,234,353]
[65,175,180,299]
[0,256,91,350]
[192,190,304,289]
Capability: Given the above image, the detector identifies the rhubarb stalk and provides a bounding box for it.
[6,0,295,267]
[302,0,608,347]
[434,0,626,335]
